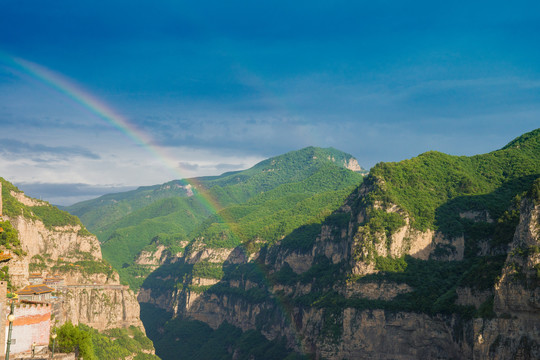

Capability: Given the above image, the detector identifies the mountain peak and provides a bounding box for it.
[257,146,366,173]
[501,128,540,152]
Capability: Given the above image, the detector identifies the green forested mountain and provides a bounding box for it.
[368,128,540,233]
[139,129,540,360]
[64,181,196,231]
[65,147,366,288]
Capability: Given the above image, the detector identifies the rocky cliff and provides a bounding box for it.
[470,195,540,359]
[58,285,143,330]
[1,180,144,331]
[139,130,540,360]
[157,180,538,359]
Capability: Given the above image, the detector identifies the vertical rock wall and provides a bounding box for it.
[3,188,145,332]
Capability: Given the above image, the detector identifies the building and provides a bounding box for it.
[3,301,52,356]
[0,252,11,263]
[15,284,54,302]
[28,273,43,285]
[44,275,65,290]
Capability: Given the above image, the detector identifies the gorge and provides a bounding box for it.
[1,130,538,359]
[63,129,540,359]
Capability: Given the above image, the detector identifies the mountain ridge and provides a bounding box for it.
[66,146,365,231]
[65,146,366,289]
[138,128,540,359]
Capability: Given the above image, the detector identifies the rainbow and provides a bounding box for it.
[1,53,309,354]
[1,54,224,215]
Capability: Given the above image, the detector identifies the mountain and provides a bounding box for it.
[138,129,540,359]
[65,147,366,289]
[0,177,160,359]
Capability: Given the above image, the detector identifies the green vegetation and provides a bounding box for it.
[0,219,22,255]
[145,314,308,360]
[53,322,158,360]
[53,322,96,359]
[1,178,90,234]
[65,147,364,289]
[117,264,156,290]
[30,204,84,228]
[135,131,540,359]
[0,265,12,290]
[374,255,407,272]
[194,174,360,252]
[279,223,323,251]
[349,129,539,271]
[192,261,224,279]
[0,178,115,280]
[529,177,540,204]
[366,129,540,234]
[100,196,211,270]
[52,259,116,278]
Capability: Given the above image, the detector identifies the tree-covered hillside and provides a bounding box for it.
[140,129,540,360]
[2,178,90,235]
[368,128,540,233]
[66,147,366,289]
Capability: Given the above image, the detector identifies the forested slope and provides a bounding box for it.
[66,147,366,289]
[140,129,540,360]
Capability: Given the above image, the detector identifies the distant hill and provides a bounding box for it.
[65,147,366,289]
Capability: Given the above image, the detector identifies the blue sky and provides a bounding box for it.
[1,1,539,205]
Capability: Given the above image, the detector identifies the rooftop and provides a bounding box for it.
[16,284,54,295]
[0,252,12,262]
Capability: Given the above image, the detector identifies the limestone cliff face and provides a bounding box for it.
[156,180,540,359]
[347,183,465,279]
[137,239,248,314]
[138,286,180,315]
[5,214,102,288]
[3,187,144,331]
[470,198,540,359]
[9,214,102,261]
[135,245,171,267]
[59,285,143,331]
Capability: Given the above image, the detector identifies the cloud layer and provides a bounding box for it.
[1,1,539,204]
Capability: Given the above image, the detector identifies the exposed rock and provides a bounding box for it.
[161,187,540,360]
[345,158,363,172]
[135,244,170,267]
[472,317,540,360]
[9,191,47,207]
[459,211,494,223]
[58,285,143,331]
[462,199,540,359]
[3,193,145,332]
[192,277,220,286]
[494,199,540,314]
[138,287,178,313]
[284,252,313,274]
[344,281,412,300]
[187,243,236,264]
[319,309,468,360]
[187,293,263,332]
[455,287,493,308]
[8,215,101,262]
[4,255,29,289]
[60,269,120,285]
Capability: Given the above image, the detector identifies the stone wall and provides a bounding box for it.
[0,281,6,358]
[5,302,51,355]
